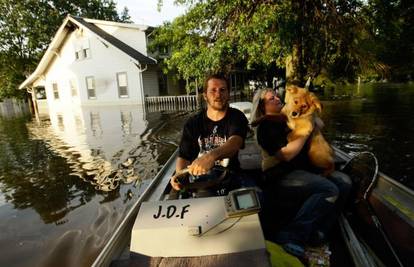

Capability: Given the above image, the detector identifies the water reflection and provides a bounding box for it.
[321,83,414,188]
[0,103,192,267]
[32,105,155,192]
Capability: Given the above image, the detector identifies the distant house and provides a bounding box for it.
[19,15,182,112]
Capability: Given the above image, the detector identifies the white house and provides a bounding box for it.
[20,15,182,112]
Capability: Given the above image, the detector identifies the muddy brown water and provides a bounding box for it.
[0,83,412,266]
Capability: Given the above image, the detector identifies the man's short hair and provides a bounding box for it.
[203,73,230,93]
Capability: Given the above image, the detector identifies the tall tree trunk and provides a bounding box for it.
[286,0,304,86]
[286,41,303,86]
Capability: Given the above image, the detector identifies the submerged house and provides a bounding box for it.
[20,15,182,112]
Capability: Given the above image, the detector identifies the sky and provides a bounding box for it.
[116,0,187,26]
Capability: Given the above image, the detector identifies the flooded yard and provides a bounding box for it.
[0,82,413,266]
[0,104,192,267]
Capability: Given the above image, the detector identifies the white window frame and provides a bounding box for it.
[85,76,96,99]
[116,72,129,98]
[52,82,59,100]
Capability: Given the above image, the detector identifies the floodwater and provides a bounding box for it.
[0,104,192,267]
[319,83,414,189]
[0,82,413,267]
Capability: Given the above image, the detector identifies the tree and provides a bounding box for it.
[364,0,414,81]
[0,0,132,99]
[120,7,133,23]
[154,0,382,86]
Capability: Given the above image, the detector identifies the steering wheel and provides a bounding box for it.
[172,167,228,191]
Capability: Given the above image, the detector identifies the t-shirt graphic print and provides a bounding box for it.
[197,125,230,167]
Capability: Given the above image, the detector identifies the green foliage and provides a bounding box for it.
[364,0,414,81]
[313,70,335,90]
[0,0,132,99]
[153,1,294,81]
[155,0,413,85]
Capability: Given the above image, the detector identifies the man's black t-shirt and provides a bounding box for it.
[178,107,248,170]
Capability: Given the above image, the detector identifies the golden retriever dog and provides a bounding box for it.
[282,85,335,176]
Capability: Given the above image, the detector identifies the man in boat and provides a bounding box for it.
[170,73,249,196]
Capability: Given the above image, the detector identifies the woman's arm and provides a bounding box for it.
[256,119,308,162]
[276,135,309,161]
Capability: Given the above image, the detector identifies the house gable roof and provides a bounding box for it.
[70,16,156,65]
[20,15,156,89]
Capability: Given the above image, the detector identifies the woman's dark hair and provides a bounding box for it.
[203,73,230,93]
[251,88,274,124]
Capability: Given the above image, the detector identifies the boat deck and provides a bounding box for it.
[108,141,353,267]
[96,141,414,267]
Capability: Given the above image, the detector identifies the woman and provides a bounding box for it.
[251,88,352,258]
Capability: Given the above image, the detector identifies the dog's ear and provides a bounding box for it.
[286,85,298,94]
[309,92,322,113]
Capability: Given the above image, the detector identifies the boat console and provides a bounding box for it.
[130,187,265,257]
[225,187,261,218]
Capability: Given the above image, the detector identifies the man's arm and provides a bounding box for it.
[188,135,243,176]
[170,135,243,189]
[176,157,191,173]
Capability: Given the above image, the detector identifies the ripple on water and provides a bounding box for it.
[1,108,193,267]
[26,116,183,192]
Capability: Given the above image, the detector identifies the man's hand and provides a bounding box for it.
[188,153,215,176]
[171,157,190,191]
[170,176,182,191]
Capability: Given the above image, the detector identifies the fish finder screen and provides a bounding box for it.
[236,192,255,210]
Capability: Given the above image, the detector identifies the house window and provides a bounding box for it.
[82,39,90,59]
[35,87,46,99]
[83,48,91,59]
[75,44,82,60]
[74,40,91,61]
[52,83,59,99]
[116,72,129,98]
[70,80,77,97]
[85,76,96,99]
[75,50,81,60]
